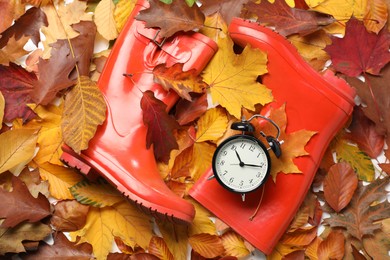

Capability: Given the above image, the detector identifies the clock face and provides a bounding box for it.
[212,135,271,193]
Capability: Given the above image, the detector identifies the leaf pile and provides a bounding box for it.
[0,0,389,259]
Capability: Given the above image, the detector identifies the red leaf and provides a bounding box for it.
[200,0,249,25]
[141,90,180,163]
[243,0,335,36]
[325,18,390,77]
[175,93,208,125]
[345,106,385,158]
[324,162,358,212]
[0,7,48,48]
[0,63,37,122]
[0,176,51,228]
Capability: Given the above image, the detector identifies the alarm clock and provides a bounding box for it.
[210,115,283,201]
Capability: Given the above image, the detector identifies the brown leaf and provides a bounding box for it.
[50,200,90,232]
[324,162,358,212]
[363,230,390,259]
[0,35,29,66]
[0,63,37,122]
[136,0,205,38]
[175,93,208,125]
[0,176,51,228]
[243,0,335,36]
[23,232,93,260]
[324,176,390,240]
[0,7,47,48]
[0,222,51,255]
[345,106,385,158]
[189,233,225,258]
[141,90,180,163]
[149,236,174,260]
[200,0,249,25]
[317,231,345,260]
[281,227,318,247]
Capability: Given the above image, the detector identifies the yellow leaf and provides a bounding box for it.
[221,230,250,257]
[189,200,217,236]
[268,242,301,260]
[69,179,124,207]
[305,236,322,260]
[38,162,84,200]
[114,0,136,33]
[190,142,215,181]
[308,0,366,20]
[0,91,4,126]
[364,0,388,33]
[94,0,118,41]
[0,129,38,174]
[71,201,152,260]
[199,13,228,44]
[195,107,228,142]
[62,76,106,153]
[149,236,174,260]
[189,233,225,258]
[27,103,64,165]
[203,28,272,118]
[158,221,189,260]
[0,35,29,66]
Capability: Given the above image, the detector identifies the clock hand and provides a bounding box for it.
[234,150,245,167]
[243,163,263,168]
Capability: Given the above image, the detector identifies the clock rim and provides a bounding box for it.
[212,134,271,194]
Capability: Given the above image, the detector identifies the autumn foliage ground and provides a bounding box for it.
[0,0,389,259]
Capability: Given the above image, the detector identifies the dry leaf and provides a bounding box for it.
[317,231,345,260]
[221,231,250,257]
[195,107,229,142]
[62,76,106,153]
[50,200,90,232]
[149,236,174,260]
[94,0,118,41]
[364,0,388,33]
[189,233,225,258]
[114,0,136,33]
[0,91,4,126]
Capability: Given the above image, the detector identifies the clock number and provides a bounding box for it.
[222,150,227,156]
[229,177,234,183]
[223,170,228,176]
[239,180,244,186]
[240,143,246,149]
[249,179,254,184]
[220,160,225,166]
[231,145,237,151]
[249,145,255,152]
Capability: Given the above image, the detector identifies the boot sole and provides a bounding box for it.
[61,146,191,225]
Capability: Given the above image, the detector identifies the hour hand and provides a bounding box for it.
[235,150,243,163]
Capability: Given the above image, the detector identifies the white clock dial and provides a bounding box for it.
[212,135,270,193]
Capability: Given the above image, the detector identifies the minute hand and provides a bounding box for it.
[243,163,263,168]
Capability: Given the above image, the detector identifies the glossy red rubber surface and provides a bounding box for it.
[61,0,217,224]
[189,18,355,253]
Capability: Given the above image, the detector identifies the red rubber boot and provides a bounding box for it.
[189,18,355,253]
[61,0,217,224]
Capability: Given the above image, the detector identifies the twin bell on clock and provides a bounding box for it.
[210,114,283,201]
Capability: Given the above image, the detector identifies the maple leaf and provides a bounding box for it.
[0,63,37,122]
[0,222,51,255]
[0,176,51,228]
[325,18,390,77]
[323,176,390,240]
[153,63,208,101]
[175,93,208,125]
[141,90,180,163]
[345,106,385,158]
[0,91,4,126]
[0,7,47,48]
[323,162,358,212]
[203,23,272,119]
[243,0,335,36]
[307,0,366,22]
[136,0,205,38]
[200,0,250,25]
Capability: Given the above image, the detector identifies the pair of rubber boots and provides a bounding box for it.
[61,0,355,252]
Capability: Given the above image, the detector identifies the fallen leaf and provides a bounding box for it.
[141,90,180,163]
[317,231,345,260]
[324,176,390,240]
[114,0,136,33]
[324,162,358,212]
[70,179,124,207]
[200,0,250,25]
[345,106,385,158]
[50,200,90,232]
[0,7,47,48]
[71,201,153,260]
[190,141,215,181]
[38,162,84,200]
[189,201,217,236]
[61,76,106,153]
[304,236,321,260]
[136,0,205,38]
[0,0,25,35]
[0,63,37,122]
[157,221,189,260]
[23,232,93,260]
[175,93,208,125]
[0,35,29,66]
[307,0,366,22]
[94,0,118,41]
[0,128,38,174]
[203,21,272,119]
[0,222,51,255]
[221,230,250,258]
[153,63,208,101]
[189,233,225,258]
[243,0,335,36]
[18,167,50,199]
[195,107,228,142]
[364,0,388,34]
[0,176,51,228]
[149,236,174,260]
[325,18,390,77]
[363,230,390,259]
[281,227,318,247]
[0,91,4,126]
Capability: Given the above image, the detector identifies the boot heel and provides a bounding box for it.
[60,146,100,180]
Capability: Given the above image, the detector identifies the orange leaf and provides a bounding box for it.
[317,231,345,260]
[221,231,250,257]
[189,233,225,258]
[323,162,358,212]
[281,227,318,247]
[149,236,174,260]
